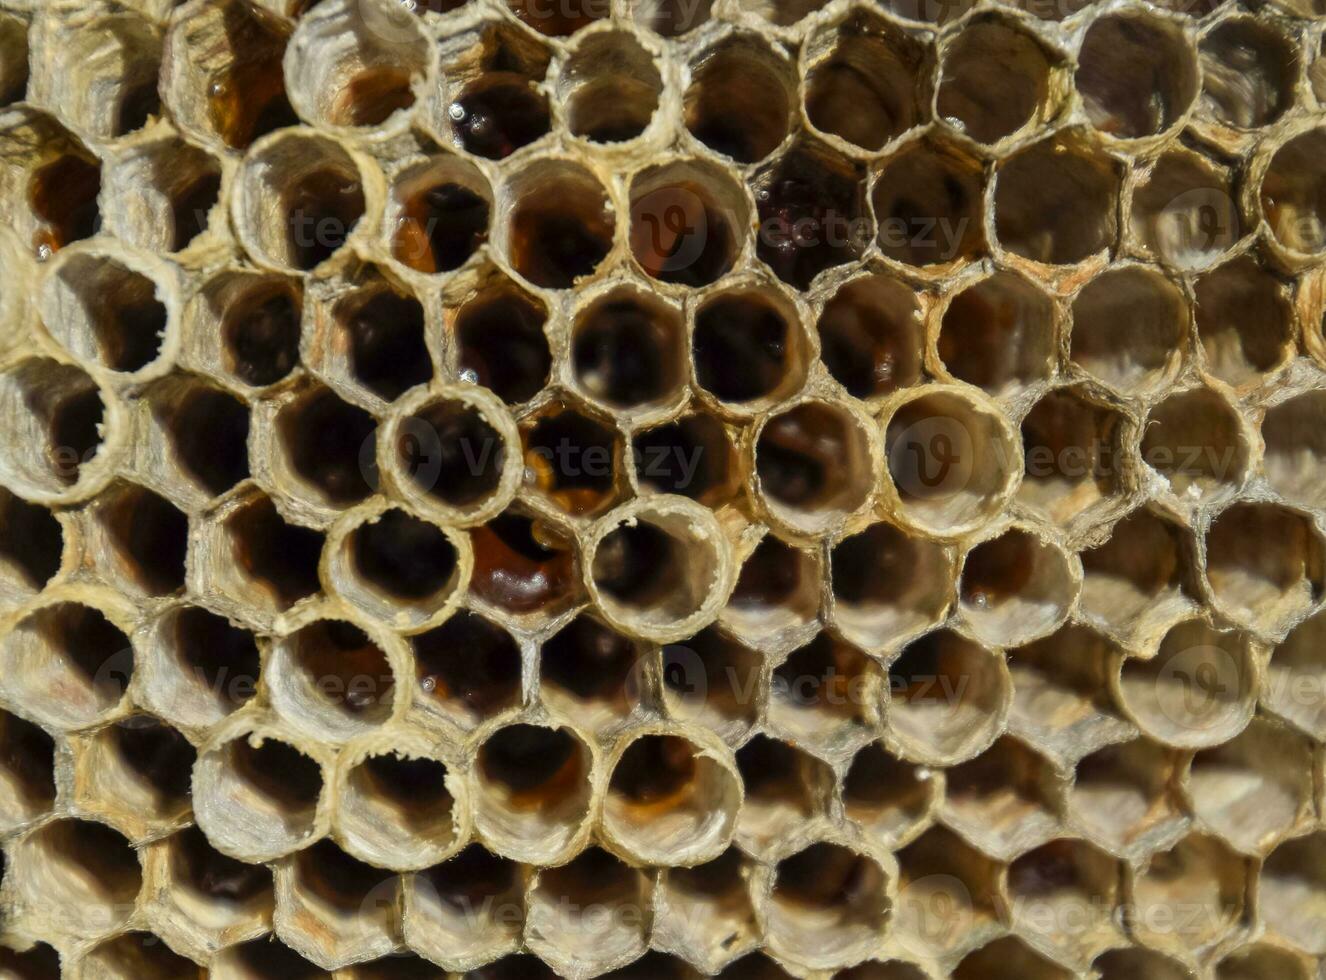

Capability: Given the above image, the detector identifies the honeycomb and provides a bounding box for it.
[3,0,1326,975]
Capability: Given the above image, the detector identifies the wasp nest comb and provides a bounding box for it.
[3,0,1326,976]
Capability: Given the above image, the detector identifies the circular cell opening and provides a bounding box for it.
[43,252,168,373]
[1076,12,1198,139]
[562,32,662,143]
[693,287,806,408]
[1261,127,1326,255]
[994,136,1119,264]
[684,38,792,164]
[1070,266,1185,393]
[754,401,874,532]
[937,18,1053,144]
[572,289,686,409]
[390,159,491,275]
[504,161,615,289]
[273,619,396,738]
[414,610,521,726]
[629,160,746,288]
[938,272,1052,396]
[1199,17,1297,130]
[397,397,508,510]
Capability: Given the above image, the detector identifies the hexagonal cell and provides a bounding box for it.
[629,159,746,288]
[193,731,325,861]
[209,274,302,388]
[0,600,133,732]
[1130,149,1240,270]
[769,633,878,752]
[752,400,876,536]
[389,155,490,275]
[830,521,951,653]
[1262,390,1326,509]
[1215,944,1314,980]
[268,619,396,742]
[1131,834,1246,955]
[842,742,937,848]
[684,35,793,164]
[1265,608,1326,737]
[1092,948,1195,980]
[233,130,368,272]
[0,943,59,980]
[561,31,661,144]
[455,955,552,980]
[41,249,171,374]
[604,730,740,864]
[284,0,429,130]
[274,387,377,511]
[959,528,1076,647]
[1079,508,1196,640]
[766,840,890,970]
[414,610,521,729]
[1199,17,1296,131]
[714,953,799,979]
[1194,255,1293,388]
[886,630,1009,765]
[453,278,551,404]
[406,847,524,968]
[893,826,1003,962]
[322,277,432,403]
[1076,11,1197,141]
[1006,625,1130,763]
[1006,839,1120,962]
[218,493,325,615]
[1204,502,1325,634]
[469,509,580,619]
[883,388,1018,537]
[275,839,400,969]
[346,957,447,980]
[526,847,650,975]
[871,139,983,268]
[1141,387,1247,502]
[835,962,929,980]
[331,508,464,627]
[734,734,829,855]
[1260,126,1326,256]
[817,272,921,403]
[663,627,763,742]
[473,722,594,862]
[103,137,222,254]
[937,16,1054,144]
[2,109,102,258]
[942,735,1063,859]
[1070,266,1185,393]
[1187,717,1312,855]
[802,13,927,152]
[953,936,1072,980]
[151,824,273,954]
[0,358,110,498]
[630,0,713,36]
[76,932,200,980]
[755,141,866,290]
[633,411,740,506]
[211,937,328,980]
[540,614,644,732]
[501,159,615,290]
[143,605,259,729]
[443,24,551,161]
[74,715,195,839]
[693,284,809,413]
[1068,737,1186,859]
[0,489,62,602]
[91,482,189,596]
[146,376,252,499]
[8,818,142,938]
[938,271,1054,398]
[656,848,758,972]
[0,13,28,108]
[572,287,686,410]
[337,750,461,870]
[993,133,1120,265]
[522,402,625,518]
[0,708,56,833]
[1019,387,1125,526]
[505,0,607,37]
[725,534,820,645]
[1257,832,1326,953]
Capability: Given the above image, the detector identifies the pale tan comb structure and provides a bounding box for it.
[2,0,1326,976]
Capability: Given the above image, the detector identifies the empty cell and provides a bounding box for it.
[1019,387,1124,525]
[1259,832,1326,953]
[268,619,396,740]
[161,825,273,943]
[887,630,1009,764]
[151,378,252,497]
[842,742,936,848]
[1194,255,1292,388]
[632,0,714,36]
[406,845,524,968]
[1204,502,1324,632]
[540,614,644,731]
[0,358,109,496]
[276,387,376,507]
[103,137,223,253]
[662,627,763,742]
[42,250,171,373]
[1092,949,1195,980]
[1070,266,1185,393]
[389,157,491,275]
[1265,391,1326,509]
[285,0,429,129]
[753,400,876,534]
[1131,834,1246,953]
[835,962,929,980]
[0,490,62,596]
[693,286,808,409]
[503,160,615,289]
[1261,126,1326,255]
[1265,609,1326,737]
[884,389,1018,536]
[9,818,142,937]
[223,493,324,612]
[770,634,877,750]
[803,13,927,152]
[684,36,793,164]
[330,283,433,402]
[454,280,551,403]
[941,736,1063,858]
[146,605,260,727]
[395,393,513,518]
[0,708,56,832]
[0,13,27,107]
[526,848,649,974]
[1131,150,1240,269]
[1200,16,1297,130]
[831,521,953,651]
[94,483,189,596]
[993,135,1120,265]
[938,271,1053,397]
[414,610,521,728]
[629,159,747,288]
[212,938,328,980]
[1005,839,1119,958]
[959,528,1076,647]
[734,734,827,854]
[522,403,624,518]
[633,412,740,506]
[506,0,608,37]
[474,723,594,861]
[36,13,162,140]
[725,534,820,643]
[767,840,890,969]
[456,955,553,980]
[1076,12,1197,139]
[448,67,551,161]
[215,276,302,387]
[338,751,460,870]
[756,141,866,289]
[572,288,686,409]
[334,507,462,625]
[714,953,800,979]
[953,936,1072,980]
[1068,737,1185,858]
[1142,388,1246,500]
[562,31,662,144]
[737,0,830,26]
[0,944,58,980]
[1080,508,1195,636]
[656,848,758,972]
[347,958,447,980]
[277,839,400,969]
[233,131,367,272]
[818,273,921,402]
[937,17,1054,144]
[893,827,1006,960]
[604,730,740,863]
[195,732,324,861]
[82,927,196,976]
[75,715,196,838]
[871,140,984,267]
[1216,945,1314,980]
[469,510,580,617]
[0,601,133,731]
